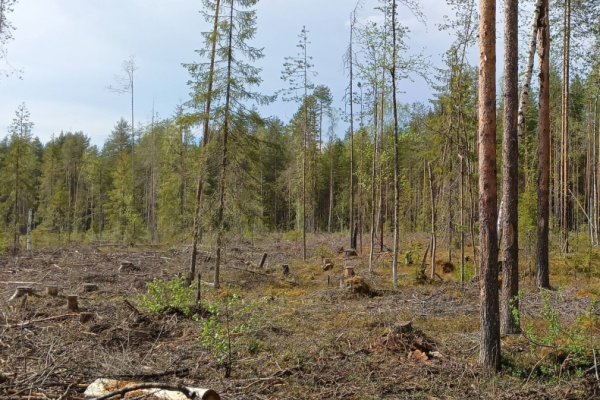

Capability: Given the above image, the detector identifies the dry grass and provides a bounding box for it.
[0,234,599,399]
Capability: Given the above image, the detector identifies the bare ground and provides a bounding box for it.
[1,233,599,399]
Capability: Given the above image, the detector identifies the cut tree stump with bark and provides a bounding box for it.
[119,260,139,273]
[83,283,99,292]
[46,285,59,296]
[79,312,94,323]
[344,249,358,258]
[67,295,79,312]
[258,253,268,269]
[9,286,36,301]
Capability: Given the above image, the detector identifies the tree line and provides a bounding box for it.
[1,0,600,372]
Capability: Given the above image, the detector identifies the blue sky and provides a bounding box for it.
[0,0,470,145]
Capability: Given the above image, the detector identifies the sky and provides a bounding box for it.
[0,0,471,146]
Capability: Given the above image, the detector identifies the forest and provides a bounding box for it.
[1,0,600,399]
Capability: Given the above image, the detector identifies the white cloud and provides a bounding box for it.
[0,0,467,145]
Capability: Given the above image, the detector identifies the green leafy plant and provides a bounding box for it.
[199,294,243,378]
[513,291,599,373]
[138,277,197,317]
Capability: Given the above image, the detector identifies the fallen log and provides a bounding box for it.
[84,378,220,400]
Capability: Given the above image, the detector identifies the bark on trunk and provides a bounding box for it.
[536,0,551,289]
[517,0,543,139]
[478,0,501,371]
[500,0,520,335]
[391,0,400,289]
[190,0,221,284]
[214,0,235,289]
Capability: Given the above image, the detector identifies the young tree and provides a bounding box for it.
[281,26,315,261]
[104,119,143,243]
[500,0,520,334]
[2,103,37,252]
[109,57,139,236]
[478,0,500,371]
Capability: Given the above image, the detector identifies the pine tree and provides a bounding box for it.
[281,26,315,261]
[1,103,38,252]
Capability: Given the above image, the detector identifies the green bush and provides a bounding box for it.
[138,277,197,317]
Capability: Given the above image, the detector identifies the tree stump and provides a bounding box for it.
[322,262,334,271]
[9,287,34,301]
[344,266,355,278]
[282,264,289,276]
[83,283,99,292]
[119,260,138,273]
[45,285,59,297]
[79,312,94,323]
[67,295,79,312]
[344,249,358,258]
[258,253,268,269]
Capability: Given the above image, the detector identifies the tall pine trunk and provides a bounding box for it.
[214,0,234,289]
[478,0,500,371]
[190,0,221,283]
[391,0,400,289]
[349,11,356,251]
[500,0,520,335]
[536,0,551,289]
[561,0,571,253]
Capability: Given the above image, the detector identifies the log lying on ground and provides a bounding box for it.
[84,378,220,400]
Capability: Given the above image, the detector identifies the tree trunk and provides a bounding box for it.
[368,86,379,273]
[214,0,235,289]
[517,0,544,139]
[390,0,400,289]
[302,27,308,261]
[536,0,551,289]
[478,0,500,371]
[459,154,465,284]
[500,0,520,335]
[561,0,571,253]
[349,11,356,251]
[190,0,221,283]
[428,162,437,279]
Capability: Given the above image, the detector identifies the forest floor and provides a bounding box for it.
[1,233,600,399]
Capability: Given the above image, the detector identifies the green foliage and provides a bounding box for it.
[518,181,537,239]
[138,277,197,317]
[515,291,599,370]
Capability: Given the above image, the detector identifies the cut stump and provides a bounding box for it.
[67,295,79,312]
[46,285,59,296]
